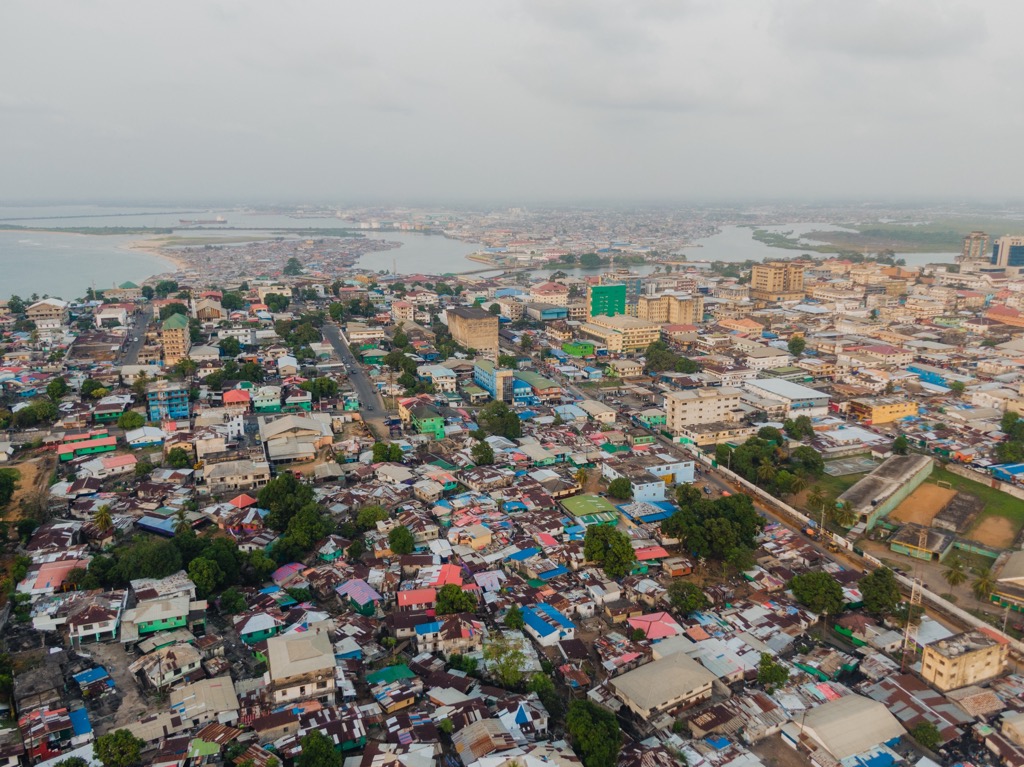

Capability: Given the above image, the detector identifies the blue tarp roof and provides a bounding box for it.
[69,708,92,736]
[538,566,569,580]
[73,668,110,685]
[507,548,539,561]
[705,736,730,750]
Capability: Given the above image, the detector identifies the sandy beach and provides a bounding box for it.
[124,237,191,273]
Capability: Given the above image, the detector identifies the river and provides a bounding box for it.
[0,207,959,298]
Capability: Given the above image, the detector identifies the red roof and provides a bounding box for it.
[223,390,250,404]
[230,494,258,509]
[397,589,436,607]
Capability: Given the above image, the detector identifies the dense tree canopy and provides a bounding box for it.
[477,401,522,439]
[566,700,622,767]
[94,729,144,767]
[606,478,632,500]
[388,525,415,555]
[789,571,844,615]
[435,584,477,615]
[258,473,315,531]
[583,525,636,578]
[860,567,901,616]
[662,491,764,567]
[667,581,709,615]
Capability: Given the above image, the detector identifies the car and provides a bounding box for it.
[703,485,711,494]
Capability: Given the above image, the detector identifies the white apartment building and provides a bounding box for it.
[664,387,744,433]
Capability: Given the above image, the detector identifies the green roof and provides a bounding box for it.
[365,664,414,685]
[514,370,559,390]
[161,313,189,330]
[561,494,619,517]
[119,281,140,289]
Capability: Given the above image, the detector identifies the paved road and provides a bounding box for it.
[119,305,153,365]
[322,323,388,439]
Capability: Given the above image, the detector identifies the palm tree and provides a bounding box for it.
[574,468,588,487]
[807,486,826,514]
[174,507,191,536]
[788,474,807,496]
[828,500,857,529]
[756,463,776,485]
[944,556,968,588]
[92,504,113,534]
[973,569,996,602]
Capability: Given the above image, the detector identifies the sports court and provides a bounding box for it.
[824,457,878,477]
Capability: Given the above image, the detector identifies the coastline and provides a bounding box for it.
[123,237,190,273]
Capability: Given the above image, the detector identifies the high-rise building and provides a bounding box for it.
[960,231,990,269]
[750,262,805,303]
[587,284,627,318]
[160,313,191,367]
[991,236,1024,269]
[147,380,190,421]
[446,307,499,359]
[636,292,704,325]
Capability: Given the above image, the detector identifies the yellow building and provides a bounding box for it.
[920,630,1007,692]
[578,315,660,353]
[751,262,805,302]
[636,292,704,325]
[160,313,191,367]
[847,397,918,425]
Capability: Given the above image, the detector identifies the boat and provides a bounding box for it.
[179,216,227,225]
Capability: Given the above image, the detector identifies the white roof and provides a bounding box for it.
[266,629,334,680]
[801,694,904,759]
[611,651,715,711]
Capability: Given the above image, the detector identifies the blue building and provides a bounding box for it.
[521,603,576,647]
[147,381,189,421]
[907,364,949,388]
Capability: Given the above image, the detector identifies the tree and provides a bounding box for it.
[667,581,709,615]
[297,731,341,767]
[606,478,632,500]
[81,378,106,399]
[787,336,806,357]
[477,400,522,439]
[117,411,145,430]
[859,567,900,616]
[155,280,179,298]
[949,380,966,397]
[167,447,192,469]
[356,505,389,530]
[134,460,155,478]
[0,472,17,509]
[159,303,188,321]
[788,571,844,615]
[757,426,784,445]
[46,377,69,401]
[583,525,636,578]
[388,525,415,555]
[93,729,144,767]
[435,584,477,615]
[483,633,527,688]
[283,257,303,276]
[973,569,996,602]
[471,440,495,466]
[188,557,224,599]
[219,587,246,614]
[505,604,525,629]
[757,652,790,693]
[258,472,315,531]
[92,504,114,534]
[566,699,622,767]
[219,335,242,357]
[300,377,339,402]
[264,293,290,313]
[892,434,909,455]
[943,556,968,588]
[790,445,824,477]
[911,721,941,751]
[55,759,89,767]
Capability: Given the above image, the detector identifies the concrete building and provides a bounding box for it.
[446,307,499,359]
[530,282,570,306]
[836,454,934,530]
[586,284,627,318]
[743,378,829,419]
[160,313,191,367]
[26,299,69,330]
[784,694,904,762]
[635,292,704,325]
[204,458,271,495]
[921,631,1008,692]
[611,652,716,718]
[847,397,919,425]
[992,235,1024,270]
[264,627,336,705]
[474,359,516,403]
[579,315,660,353]
[147,381,190,421]
[960,231,991,271]
[665,387,744,434]
[750,262,805,303]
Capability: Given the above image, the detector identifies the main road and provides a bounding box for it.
[322,323,388,439]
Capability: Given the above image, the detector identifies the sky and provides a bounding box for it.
[1,0,1022,204]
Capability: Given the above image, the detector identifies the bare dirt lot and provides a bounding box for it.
[888,483,957,525]
[969,515,1018,549]
[1,455,53,521]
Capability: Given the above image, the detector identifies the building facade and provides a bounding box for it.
[750,262,805,302]
[587,284,627,318]
[446,307,499,359]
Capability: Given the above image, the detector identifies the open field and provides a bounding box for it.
[889,484,957,525]
[924,466,1024,548]
[969,516,1017,549]
[793,471,867,513]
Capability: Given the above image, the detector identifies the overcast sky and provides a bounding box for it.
[2,1,1021,204]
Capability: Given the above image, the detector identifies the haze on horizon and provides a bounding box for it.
[2,0,1023,206]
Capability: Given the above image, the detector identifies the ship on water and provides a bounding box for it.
[178,216,228,226]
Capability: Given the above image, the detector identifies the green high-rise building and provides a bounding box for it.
[587,283,627,318]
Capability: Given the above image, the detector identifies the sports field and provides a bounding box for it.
[888,484,957,525]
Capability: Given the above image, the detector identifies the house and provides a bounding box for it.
[129,643,203,689]
[921,630,1008,692]
[204,459,271,495]
[264,627,337,705]
[521,603,576,647]
[169,677,240,726]
[335,579,383,617]
[413,613,484,658]
[782,694,904,762]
